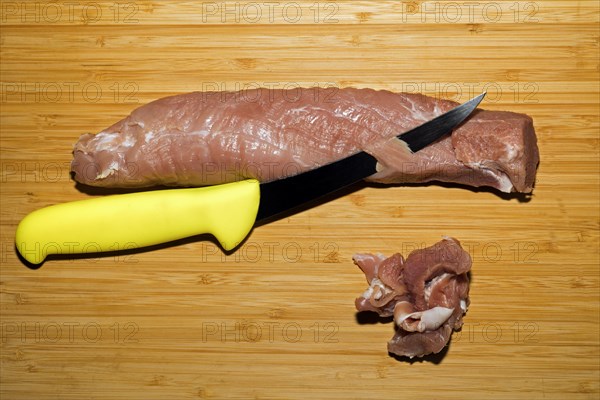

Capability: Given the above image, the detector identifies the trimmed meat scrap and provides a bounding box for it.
[354,237,471,359]
[71,88,539,193]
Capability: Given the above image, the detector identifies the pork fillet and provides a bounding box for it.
[71,88,539,193]
[354,237,471,358]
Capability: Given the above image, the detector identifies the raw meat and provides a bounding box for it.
[354,237,471,358]
[71,88,539,193]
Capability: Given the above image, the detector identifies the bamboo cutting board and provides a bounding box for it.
[1,1,598,399]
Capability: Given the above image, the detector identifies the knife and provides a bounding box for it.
[15,92,485,265]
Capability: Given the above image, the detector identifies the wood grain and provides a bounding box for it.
[1,1,598,399]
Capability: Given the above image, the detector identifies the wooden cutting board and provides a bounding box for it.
[1,1,598,399]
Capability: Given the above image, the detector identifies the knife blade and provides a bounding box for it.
[257,92,486,222]
[15,92,485,265]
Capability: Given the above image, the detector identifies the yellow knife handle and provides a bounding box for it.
[15,179,260,265]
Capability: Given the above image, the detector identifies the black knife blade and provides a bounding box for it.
[256,92,486,222]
